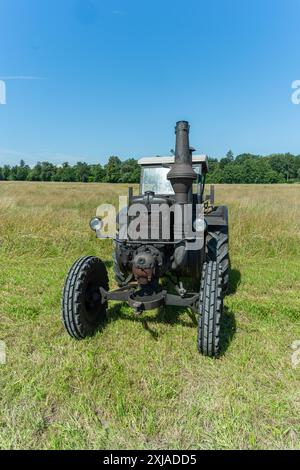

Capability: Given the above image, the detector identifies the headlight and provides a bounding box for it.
[193,218,206,232]
[89,217,103,232]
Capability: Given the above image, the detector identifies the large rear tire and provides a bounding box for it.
[62,256,109,339]
[206,227,230,294]
[197,261,223,357]
[114,210,133,287]
[113,242,130,287]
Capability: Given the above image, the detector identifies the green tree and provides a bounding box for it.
[226,150,234,161]
[268,154,297,182]
[219,150,235,170]
[15,159,30,180]
[56,162,76,182]
[120,159,141,183]
[90,164,105,182]
[222,162,245,183]
[104,156,122,183]
[74,162,90,182]
[235,153,260,163]
[27,162,42,181]
[2,165,11,180]
[40,162,57,181]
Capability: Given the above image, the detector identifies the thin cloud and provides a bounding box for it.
[0,76,46,80]
[52,153,90,164]
[0,148,22,157]
[0,148,99,166]
[0,148,27,166]
[112,10,126,16]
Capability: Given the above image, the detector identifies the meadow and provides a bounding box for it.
[0,181,299,450]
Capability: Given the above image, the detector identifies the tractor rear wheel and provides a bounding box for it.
[206,227,230,293]
[62,256,109,339]
[113,242,129,287]
[197,261,223,357]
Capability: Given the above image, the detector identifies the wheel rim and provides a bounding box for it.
[84,281,102,321]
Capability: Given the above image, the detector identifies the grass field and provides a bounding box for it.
[0,182,300,450]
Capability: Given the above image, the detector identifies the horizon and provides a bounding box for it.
[2,150,300,170]
[1,149,300,169]
[1,0,300,166]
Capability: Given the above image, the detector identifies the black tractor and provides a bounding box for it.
[62,121,230,357]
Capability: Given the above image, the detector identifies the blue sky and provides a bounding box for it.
[0,0,300,166]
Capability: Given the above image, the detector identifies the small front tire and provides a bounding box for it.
[62,256,109,339]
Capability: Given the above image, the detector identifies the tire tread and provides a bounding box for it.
[197,261,223,357]
[62,256,109,339]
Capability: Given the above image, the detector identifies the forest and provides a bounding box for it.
[0,151,300,184]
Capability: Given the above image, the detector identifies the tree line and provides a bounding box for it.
[0,152,300,184]
[206,151,300,184]
[0,157,141,183]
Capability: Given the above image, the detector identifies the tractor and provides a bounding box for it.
[61,121,230,357]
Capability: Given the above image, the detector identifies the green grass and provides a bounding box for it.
[0,182,300,449]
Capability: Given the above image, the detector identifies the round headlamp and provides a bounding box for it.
[89,217,103,232]
[193,218,206,233]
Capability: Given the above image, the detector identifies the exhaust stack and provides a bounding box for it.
[167,121,197,204]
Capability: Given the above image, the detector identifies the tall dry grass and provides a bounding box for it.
[0,182,299,259]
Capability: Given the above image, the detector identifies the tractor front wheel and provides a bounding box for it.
[197,261,223,357]
[62,256,109,339]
